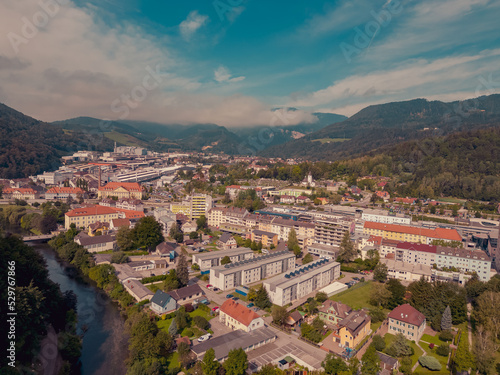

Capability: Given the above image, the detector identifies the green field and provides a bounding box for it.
[383,333,423,368]
[416,341,450,374]
[104,131,150,147]
[421,333,447,346]
[331,281,374,310]
[312,138,350,144]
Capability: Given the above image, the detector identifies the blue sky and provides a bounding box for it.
[1,0,499,127]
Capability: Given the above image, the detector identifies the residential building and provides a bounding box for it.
[98,182,143,199]
[168,284,204,305]
[314,218,354,247]
[217,232,237,250]
[123,279,154,302]
[219,299,265,332]
[150,290,177,315]
[381,259,432,282]
[270,218,315,248]
[363,221,462,244]
[264,259,340,306]
[155,242,178,258]
[210,250,296,291]
[318,301,352,326]
[45,187,85,200]
[115,198,144,211]
[378,353,399,373]
[334,310,371,349]
[434,246,491,281]
[74,233,116,252]
[361,211,411,225]
[208,207,226,227]
[250,229,279,248]
[2,187,38,200]
[64,205,144,229]
[190,194,213,219]
[193,247,254,271]
[307,243,339,259]
[280,195,296,204]
[388,304,426,341]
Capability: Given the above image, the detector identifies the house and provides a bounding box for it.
[375,191,390,202]
[175,336,191,348]
[318,300,352,326]
[88,221,109,236]
[45,187,85,200]
[98,182,143,199]
[388,304,426,341]
[3,187,38,200]
[219,299,265,332]
[285,311,303,328]
[156,242,178,257]
[109,218,131,230]
[334,310,371,348]
[64,204,144,229]
[250,229,279,248]
[296,196,311,204]
[377,352,399,373]
[217,232,237,250]
[316,197,328,205]
[74,233,116,253]
[280,195,296,204]
[116,198,144,212]
[123,279,154,302]
[128,260,155,272]
[181,220,197,233]
[150,290,177,315]
[168,284,204,305]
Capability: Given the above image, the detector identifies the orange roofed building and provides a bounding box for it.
[98,182,143,200]
[363,221,462,244]
[3,187,38,200]
[64,204,144,229]
[219,299,265,332]
[46,187,85,200]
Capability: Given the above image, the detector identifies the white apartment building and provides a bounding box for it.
[435,246,491,281]
[361,212,411,225]
[314,218,354,247]
[270,218,315,248]
[264,259,340,306]
[210,250,296,291]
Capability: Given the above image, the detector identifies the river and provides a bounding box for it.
[33,243,129,375]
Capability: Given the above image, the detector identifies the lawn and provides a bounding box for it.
[157,308,214,338]
[421,333,446,346]
[416,341,450,375]
[146,284,160,293]
[157,317,173,333]
[383,333,423,368]
[331,281,374,310]
[189,308,214,321]
[167,351,179,369]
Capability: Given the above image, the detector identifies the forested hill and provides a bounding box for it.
[261,94,500,160]
[345,126,500,201]
[0,104,113,178]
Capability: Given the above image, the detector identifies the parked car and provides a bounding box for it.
[197,334,211,342]
[212,306,219,312]
[206,284,213,289]
[213,287,219,292]
[353,277,360,281]
[226,294,233,298]
[232,296,239,301]
[247,303,254,308]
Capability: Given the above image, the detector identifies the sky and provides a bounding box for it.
[0,0,499,127]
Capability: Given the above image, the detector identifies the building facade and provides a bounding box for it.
[388,304,426,341]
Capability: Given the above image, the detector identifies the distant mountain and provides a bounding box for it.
[0,104,114,178]
[261,94,500,160]
[231,112,347,148]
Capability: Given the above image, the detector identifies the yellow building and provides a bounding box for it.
[250,229,279,248]
[64,205,145,229]
[170,203,191,216]
[363,221,462,244]
[98,182,143,199]
[335,310,371,349]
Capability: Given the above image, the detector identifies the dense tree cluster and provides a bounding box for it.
[116,216,164,251]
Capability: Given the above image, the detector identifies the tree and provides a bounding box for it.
[302,253,313,264]
[175,306,189,332]
[361,345,380,375]
[386,278,405,309]
[287,229,301,257]
[473,325,497,375]
[163,269,179,291]
[176,253,189,287]
[322,353,348,375]
[371,334,386,351]
[386,333,413,357]
[196,215,207,230]
[224,348,248,375]
[316,291,328,303]
[178,341,193,368]
[368,308,386,323]
[441,305,452,331]
[193,316,210,330]
[419,356,441,371]
[453,331,474,372]
[369,283,391,307]
[373,263,388,282]
[338,231,357,262]
[271,305,289,326]
[436,344,450,357]
[308,299,318,315]
[189,231,199,239]
[168,318,178,336]
[202,348,220,375]
[221,256,231,265]
[116,225,135,251]
[474,291,500,340]
[132,216,164,250]
[254,286,271,309]
[110,251,129,264]
[370,193,378,206]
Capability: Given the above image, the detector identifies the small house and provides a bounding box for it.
[151,290,177,315]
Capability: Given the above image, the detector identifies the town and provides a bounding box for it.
[1,146,498,375]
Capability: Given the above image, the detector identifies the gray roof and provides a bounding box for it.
[168,284,203,302]
[151,290,174,308]
[219,232,234,244]
[377,352,398,368]
[192,327,276,361]
[75,234,115,246]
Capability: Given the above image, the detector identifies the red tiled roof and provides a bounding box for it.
[65,204,144,219]
[364,222,462,241]
[396,242,437,254]
[220,299,260,327]
[388,304,425,326]
[4,187,36,194]
[111,218,131,228]
[98,182,142,192]
[368,235,383,245]
[113,208,145,219]
[46,187,84,194]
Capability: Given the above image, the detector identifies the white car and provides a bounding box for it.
[197,334,211,342]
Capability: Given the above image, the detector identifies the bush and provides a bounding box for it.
[315,292,328,303]
[197,303,211,313]
[184,329,194,337]
[439,330,454,342]
[193,316,210,330]
[418,356,442,371]
[372,334,386,351]
[429,343,435,349]
[184,303,194,312]
[369,308,386,323]
[436,345,449,357]
[140,275,168,284]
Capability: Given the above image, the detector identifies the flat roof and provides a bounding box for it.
[193,247,253,261]
[192,327,276,361]
[212,251,295,276]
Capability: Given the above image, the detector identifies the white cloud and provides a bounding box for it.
[214,66,245,83]
[179,10,208,40]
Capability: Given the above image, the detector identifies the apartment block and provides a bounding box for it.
[264,259,340,306]
[192,247,254,271]
[210,250,296,291]
[363,221,462,244]
[314,218,353,247]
